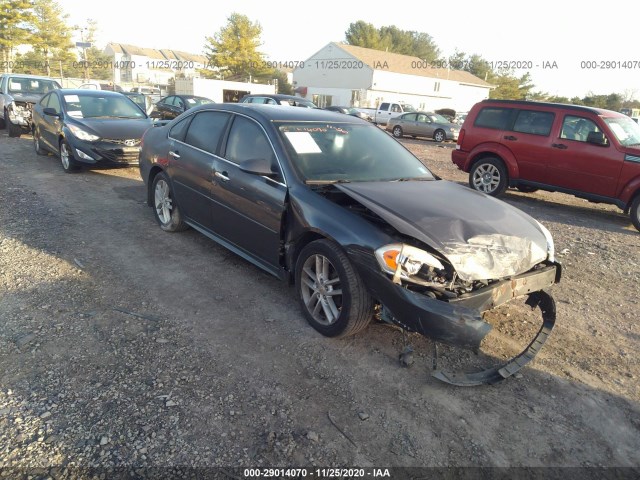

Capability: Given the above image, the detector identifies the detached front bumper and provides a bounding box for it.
[351,249,561,385]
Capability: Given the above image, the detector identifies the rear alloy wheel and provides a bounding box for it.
[33,128,48,155]
[152,172,188,232]
[630,195,640,232]
[295,239,374,338]
[433,129,446,142]
[392,126,403,138]
[59,140,80,173]
[469,157,508,196]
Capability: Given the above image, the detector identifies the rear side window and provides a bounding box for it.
[183,111,230,154]
[513,110,554,136]
[379,102,389,111]
[474,107,512,130]
[168,115,192,142]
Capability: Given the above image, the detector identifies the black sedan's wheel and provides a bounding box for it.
[33,128,48,155]
[59,140,80,173]
[433,129,446,142]
[152,172,188,232]
[469,157,508,196]
[392,126,403,138]
[295,239,374,338]
[630,195,640,232]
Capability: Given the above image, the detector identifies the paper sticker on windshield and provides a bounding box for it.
[9,82,22,90]
[64,95,80,103]
[284,132,322,153]
[67,110,83,118]
[187,98,196,104]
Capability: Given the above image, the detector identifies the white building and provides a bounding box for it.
[175,77,275,103]
[293,42,492,112]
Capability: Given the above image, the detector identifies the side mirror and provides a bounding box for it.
[587,131,608,146]
[43,107,60,117]
[239,158,276,177]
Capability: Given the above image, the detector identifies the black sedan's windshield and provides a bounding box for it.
[62,93,147,119]
[8,77,60,94]
[278,123,435,183]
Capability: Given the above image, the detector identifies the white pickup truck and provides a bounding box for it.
[373,102,416,125]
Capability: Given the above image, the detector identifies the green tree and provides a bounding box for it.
[203,13,267,79]
[0,0,34,71]
[344,21,382,50]
[489,71,535,100]
[31,0,73,76]
[78,19,112,80]
[345,22,439,61]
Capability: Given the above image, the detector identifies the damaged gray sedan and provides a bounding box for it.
[139,104,561,386]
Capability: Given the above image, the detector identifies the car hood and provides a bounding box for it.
[336,180,549,282]
[68,118,153,139]
[8,92,43,104]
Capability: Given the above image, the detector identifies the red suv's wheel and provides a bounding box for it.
[469,157,508,196]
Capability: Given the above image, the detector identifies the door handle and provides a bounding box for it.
[551,143,568,150]
[503,135,517,141]
[214,171,229,181]
[169,150,180,158]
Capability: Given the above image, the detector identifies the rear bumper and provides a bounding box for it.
[451,148,467,170]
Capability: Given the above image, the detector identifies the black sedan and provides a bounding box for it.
[139,104,561,386]
[32,89,153,173]
[152,94,214,120]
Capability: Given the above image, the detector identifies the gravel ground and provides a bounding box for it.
[0,129,639,479]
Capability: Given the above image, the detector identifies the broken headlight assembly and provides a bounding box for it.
[7,101,31,126]
[375,243,446,283]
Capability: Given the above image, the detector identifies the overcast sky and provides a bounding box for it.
[56,0,638,99]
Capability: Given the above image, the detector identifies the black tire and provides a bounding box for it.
[151,171,188,232]
[392,126,403,138]
[33,128,48,155]
[0,110,5,129]
[433,129,446,142]
[630,195,640,232]
[295,239,374,338]
[517,185,539,193]
[469,157,508,196]
[59,139,80,173]
[8,120,22,137]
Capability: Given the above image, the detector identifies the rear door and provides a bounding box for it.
[503,108,555,183]
[167,110,231,230]
[209,114,287,272]
[545,114,622,197]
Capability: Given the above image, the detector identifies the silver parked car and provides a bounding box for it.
[386,111,460,142]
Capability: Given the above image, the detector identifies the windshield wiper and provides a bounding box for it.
[305,179,351,185]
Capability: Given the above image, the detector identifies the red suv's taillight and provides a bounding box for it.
[457,128,465,147]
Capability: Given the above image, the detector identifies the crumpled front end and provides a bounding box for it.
[7,101,34,128]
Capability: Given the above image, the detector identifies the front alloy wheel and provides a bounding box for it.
[295,239,373,337]
[59,140,79,173]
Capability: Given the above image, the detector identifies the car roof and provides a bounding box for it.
[479,99,624,118]
[242,94,312,101]
[4,73,58,80]
[187,103,366,123]
[54,89,127,97]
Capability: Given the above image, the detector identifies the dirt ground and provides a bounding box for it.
[0,128,639,477]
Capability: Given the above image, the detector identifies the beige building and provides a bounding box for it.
[293,42,492,111]
[104,43,209,87]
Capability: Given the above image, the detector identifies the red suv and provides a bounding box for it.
[452,99,640,231]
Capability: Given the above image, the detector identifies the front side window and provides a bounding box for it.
[513,110,554,136]
[560,116,601,142]
[47,93,61,114]
[168,115,193,142]
[225,116,278,170]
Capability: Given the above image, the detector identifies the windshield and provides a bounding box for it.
[8,77,60,95]
[278,122,435,183]
[123,93,146,110]
[184,97,214,108]
[401,104,416,112]
[429,113,449,123]
[281,99,317,108]
[604,116,640,146]
[62,93,147,119]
